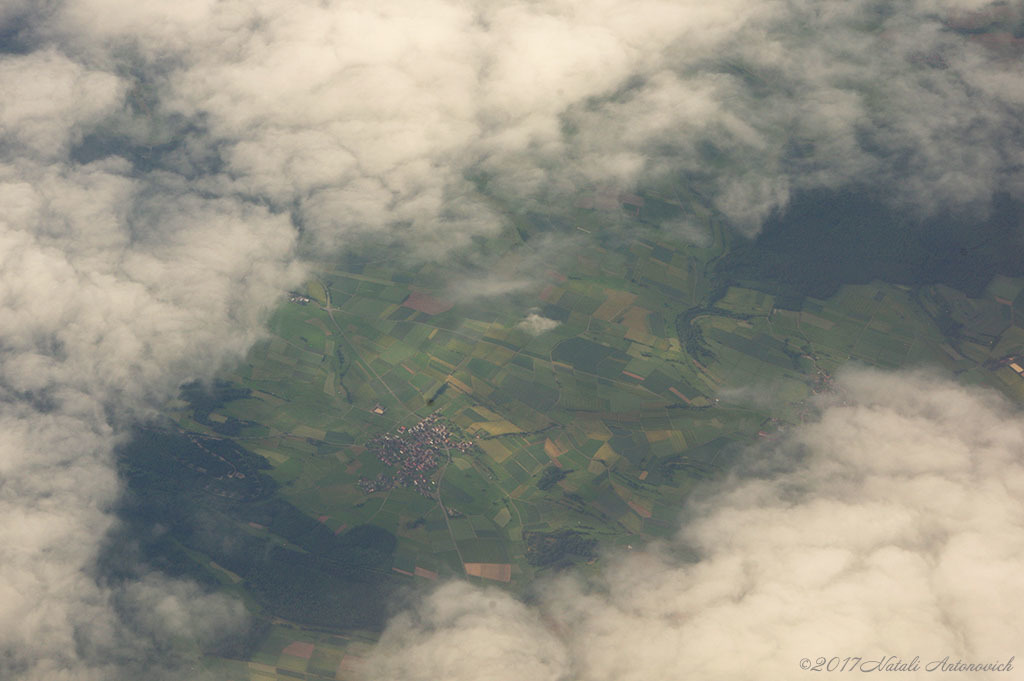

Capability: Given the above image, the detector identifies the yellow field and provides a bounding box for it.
[620,305,651,333]
[581,418,612,440]
[445,376,472,393]
[543,437,568,459]
[592,289,638,321]
[464,562,512,582]
[292,424,327,440]
[253,447,289,464]
[470,375,495,396]
[470,419,523,436]
[474,344,515,364]
[465,404,502,421]
[593,442,619,465]
[478,438,514,463]
[645,429,686,448]
[209,561,243,583]
[493,507,512,527]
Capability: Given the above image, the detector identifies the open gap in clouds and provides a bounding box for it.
[2,0,1024,678]
[364,369,1024,681]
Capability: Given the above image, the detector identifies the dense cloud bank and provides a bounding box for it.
[2,0,1023,679]
[23,0,1024,242]
[366,370,1024,681]
[0,45,300,681]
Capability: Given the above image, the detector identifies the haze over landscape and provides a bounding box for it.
[1,1,1023,679]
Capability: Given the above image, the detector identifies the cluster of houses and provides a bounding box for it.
[811,368,836,393]
[357,412,474,498]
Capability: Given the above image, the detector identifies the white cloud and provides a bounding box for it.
[0,30,301,680]
[517,311,560,335]
[40,0,1024,241]
[365,370,1024,681]
[0,50,123,159]
[368,581,570,681]
[0,0,1022,677]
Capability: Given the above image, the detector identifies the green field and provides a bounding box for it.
[118,192,1024,673]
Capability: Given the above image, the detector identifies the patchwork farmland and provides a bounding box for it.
[146,197,1024,673]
